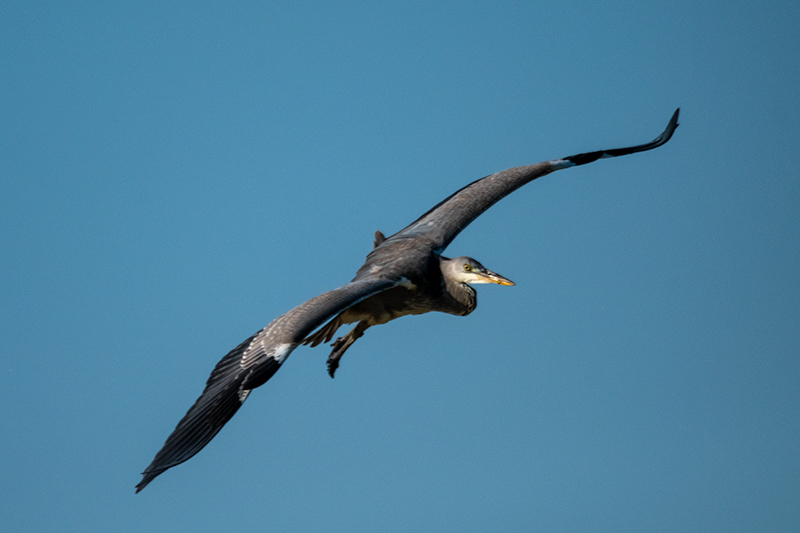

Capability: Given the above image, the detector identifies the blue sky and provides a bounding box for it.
[1,1,798,531]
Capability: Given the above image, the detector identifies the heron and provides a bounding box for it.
[136,109,680,492]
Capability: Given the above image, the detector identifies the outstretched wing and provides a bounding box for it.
[386,109,680,253]
[136,277,401,493]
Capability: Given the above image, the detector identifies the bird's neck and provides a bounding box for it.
[443,274,477,315]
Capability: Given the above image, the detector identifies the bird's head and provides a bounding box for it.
[443,257,515,286]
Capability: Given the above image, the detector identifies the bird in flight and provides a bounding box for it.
[136,109,680,492]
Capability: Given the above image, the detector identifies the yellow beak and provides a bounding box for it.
[479,268,515,286]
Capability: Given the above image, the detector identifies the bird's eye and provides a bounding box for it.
[463,264,471,271]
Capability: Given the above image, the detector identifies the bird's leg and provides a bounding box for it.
[327,320,370,378]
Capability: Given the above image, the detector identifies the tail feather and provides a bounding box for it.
[302,315,343,347]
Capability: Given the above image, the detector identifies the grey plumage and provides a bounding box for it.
[136,109,679,493]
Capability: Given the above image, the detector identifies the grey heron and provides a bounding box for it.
[136,109,679,492]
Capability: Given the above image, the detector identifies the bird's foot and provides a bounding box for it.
[325,321,369,378]
[326,336,351,378]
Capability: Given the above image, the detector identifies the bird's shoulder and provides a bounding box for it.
[354,236,440,283]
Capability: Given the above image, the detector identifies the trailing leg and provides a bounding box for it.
[327,320,370,378]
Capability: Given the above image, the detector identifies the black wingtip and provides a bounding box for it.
[657,107,680,145]
[135,476,154,494]
[565,108,680,166]
[136,464,167,493]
